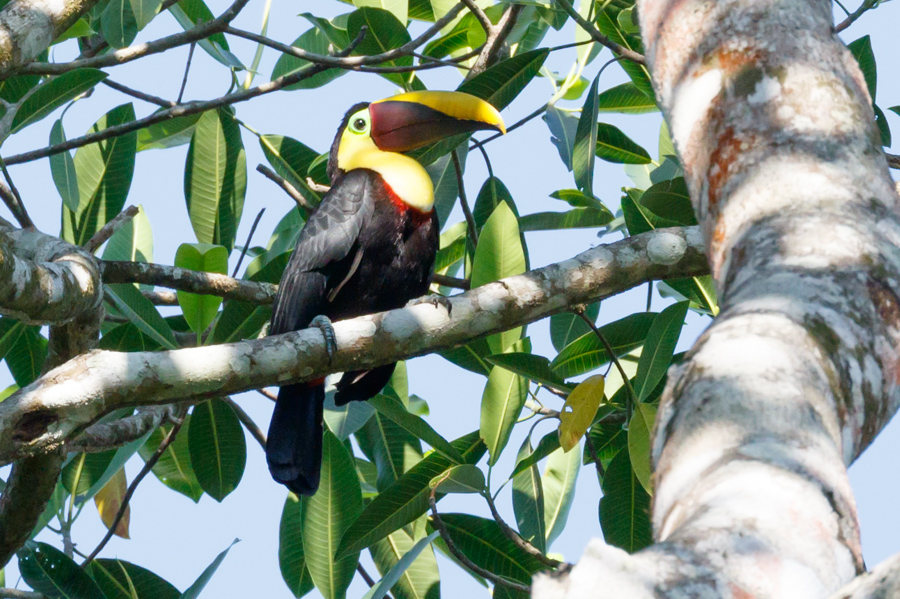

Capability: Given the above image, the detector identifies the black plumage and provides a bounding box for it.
[267,168,438,495]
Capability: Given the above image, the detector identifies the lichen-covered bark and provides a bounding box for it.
[0,227,707,465]
[0,0,102,78]
[0,227,101,325]
[535,0,900,597]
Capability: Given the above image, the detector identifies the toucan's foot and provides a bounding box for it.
[310,315,336,360]
[406,294,453,316]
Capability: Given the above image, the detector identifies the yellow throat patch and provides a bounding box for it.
[336,108,434,213]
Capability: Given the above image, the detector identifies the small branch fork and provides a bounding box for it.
[553,0,646,64]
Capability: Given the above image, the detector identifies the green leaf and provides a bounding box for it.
[102,204,153,263]
[169,0,243,69]
[457,49,549,110]
[271,27,346,91]
[543,443,580,547]
[438,337,492,376]
[518,208,612,232]
[875,104,891,147]
[353,0,408,26]
[848,35,876,100]
[105,283,178,349]
[559,374,605,452]
[102,0,138,48]
[551,312,656,378]
[472,176,517,230]
[639,177,695,225]
[130,0,162,29]
[549,188,606,210]
[337,431,485,558]
[573,73,600,192]
[138,112,203,151]
[209,300,272,345]
[325,393,376,441]
[596,82,658,114]
[369,394,463,462]
[87,559,181,599]
[583,419,626,471]
[471,202,526,354]
[429,464,485,494]
[427,150,465,230]
[356,409,423,491]
[595,11,653,98]
[3,323,47,387]
[19,542,107,599]
[595,123,652,164]
[510,431,560,478]
[512,438,546,554]
[550,302,599,352]
[544,105,578,171]
[302,430,363,599]
[436,514,547,582]
[347,7,415,89]
[628,402,656,494]
[362,531,439,599]
[259,134,326,210]
[53,18,95,44]
[480,362,528,466]
[180,539,240,599]
[188,398,247,501]
[484,352,572,393]
[63,450,115,495]
[139,418,203,502]
[0,74,39,104]
[65,103,137,246]
[185,108,246,252]
[369,527,441,599]
[279,493,316,598]
[30,481,67,540]
[633,301,687,402]
[12,69,107,134]
[100,322,162,352]
[174,243,229,335]
[662,275,718,315]
[598,450,652,553]
[49,120,80,212]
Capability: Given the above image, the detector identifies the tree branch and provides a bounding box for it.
[101,79,176,108]
[0,588,46,599]
[99,260,276,304]
[829,551,900,598]
[553,0,645,64]
[84,205,139,254]
[0,227,707,464]
[0,0,103,78]
[0,227,101,325]
[222,396,265,450]
[67,406,173,453]
[256,164,314,212]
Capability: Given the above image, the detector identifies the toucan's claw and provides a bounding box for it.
[406,294,453,317]
[310,315,337,361]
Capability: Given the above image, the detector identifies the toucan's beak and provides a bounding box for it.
[369,91,506,152]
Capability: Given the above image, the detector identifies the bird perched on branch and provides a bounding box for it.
[267,90,505,495]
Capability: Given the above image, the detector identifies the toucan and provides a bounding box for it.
[267,91,506,495]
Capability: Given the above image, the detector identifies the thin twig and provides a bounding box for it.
[232,208,265,277]
[428,493,532,593]
[0,160,33,229]
[84,206,140,254]
[0,590,46,599]
[470,103,550,149]
[834,0,877,32]
[468,3,523,77]
[357,563,377,587]
[100,260,277,304]
[575,310,637,417]
[82,418,186,566]
[257,164,314,212]
[451,150,478,246]
[6,27,380,166]
[222,396,265,449]
[584,433,605,479]
[481,490,562,568]
[142,289,178,305]
[886,152,900,170]
[553,0,645,64]
[177,42,197,104]
[460,0,494,34]
[257,388,278,402]
[102,79,175,107]
[432,273,469,290]
[306,177,330,194]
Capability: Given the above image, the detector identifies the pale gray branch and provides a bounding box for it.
[67,406,173,453]
[829,551,900,598]
[0,227,707,464]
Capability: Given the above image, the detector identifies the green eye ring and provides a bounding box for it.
[348,110,370,135]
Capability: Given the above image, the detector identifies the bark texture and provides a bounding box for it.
[0,0,101,77]
[534,0,900,597]
[0,226,707,465]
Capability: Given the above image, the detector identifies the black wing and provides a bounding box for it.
[270,170,376,335]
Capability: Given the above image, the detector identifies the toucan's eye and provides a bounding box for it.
[350,116,367,133]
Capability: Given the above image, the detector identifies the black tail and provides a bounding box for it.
[266,383,324,495]
[334,363,397,406]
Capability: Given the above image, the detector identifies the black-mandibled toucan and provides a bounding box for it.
[267,91,505,495]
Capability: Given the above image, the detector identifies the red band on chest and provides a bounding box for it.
[384,182,432,224]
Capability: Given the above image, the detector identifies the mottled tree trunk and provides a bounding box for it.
[535,0,900,597]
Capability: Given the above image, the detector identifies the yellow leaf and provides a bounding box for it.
[94,468,130,539]
[558,374,605,452]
